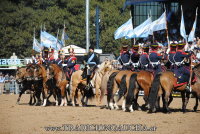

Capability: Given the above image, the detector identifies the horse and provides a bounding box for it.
[191,64,200,111]
[46,64,68,106]
[148,63,200,113]
[107,70,154,112]
[69,60,113,106]
[33,64,51,106]
[16,66,34,105]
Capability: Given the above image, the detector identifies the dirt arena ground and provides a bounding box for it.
[0,94,199,134]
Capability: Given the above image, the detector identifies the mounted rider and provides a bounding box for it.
[173,42,191,91]
[55,49,64,68]
[130,44,140,71]
[118,44,131,70]
[149,42,162,76]
[63,47,77,81]
[48,48,55,64]
[82,46,100,84]
[167,42,177,71]
[139,44,150,70]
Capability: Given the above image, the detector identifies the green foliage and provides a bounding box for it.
[0,0,130,58]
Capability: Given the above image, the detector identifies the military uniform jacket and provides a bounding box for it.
[139,52,149,67]
[174,50,190,65]
[119,51,130,66]
[64,56,77,68]
[83,52,99,66]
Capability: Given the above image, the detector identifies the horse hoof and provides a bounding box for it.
[16,102,20,105]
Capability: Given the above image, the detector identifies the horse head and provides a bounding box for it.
[33,64,43,81]
[15,67,26,83]
[46,64,55,80]
[24,64,34,81]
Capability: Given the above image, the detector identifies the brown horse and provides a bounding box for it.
[148,63,200,113]
[191,64,200,111]
[16,66,35,105]
[107,70,154,111]
[46,64,68,106]
[33,64,50,106]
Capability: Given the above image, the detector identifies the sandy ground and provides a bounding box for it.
[0,94,199,134]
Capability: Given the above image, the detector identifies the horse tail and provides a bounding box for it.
[126,74,137,105]
[148,73,162,112]
[107,72,118,103]
[117,75,127,101]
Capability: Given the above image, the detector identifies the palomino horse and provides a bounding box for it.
[148,63,200,113]
[46,64,68,106]
[69,60,113,106]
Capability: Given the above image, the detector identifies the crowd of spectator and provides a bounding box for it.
[0,72,20,95]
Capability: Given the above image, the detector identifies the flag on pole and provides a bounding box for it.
[33,28,43,52]
[33,37,43,52]
[188,7,198,42]
[180,6,187,40]
[114,18,133,40]
[56,29,63,50]
[40,31,57,49]
[61,23,69,46]
[149,11,167,35]
[125,17,152,39]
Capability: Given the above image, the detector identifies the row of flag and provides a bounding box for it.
[115,6,198,43]
[33,24,69,53]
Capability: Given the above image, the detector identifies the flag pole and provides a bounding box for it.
[32,27,35,56]
[164,6,170,49]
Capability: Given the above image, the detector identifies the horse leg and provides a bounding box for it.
[16,87,26,104]
[193,92,198,112]
[29,91,33,105]
[60,82,67,106]
[42,86,48,107]
[122,97,126,111]
[77,90,83,107]
[168,93,173,106]
[181,91,189,113]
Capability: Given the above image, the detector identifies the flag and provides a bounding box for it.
[180,6,187,40]
[40,31,57,49]
[56,29,63,50]
[33,37,43,52]
[125,17,152,39]
[149,11,167,35]
[114,18,133,40]
[61,23,69,46]
[188,8,198,42]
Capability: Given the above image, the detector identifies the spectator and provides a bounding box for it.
[9,75,15,94]
[0,72,5,94]
[14,76,19,94]
[4,74,10,93]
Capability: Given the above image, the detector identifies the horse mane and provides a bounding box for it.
[51,64,66,80]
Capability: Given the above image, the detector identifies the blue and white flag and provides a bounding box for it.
[40,31,57,49]
[125,17,152,39]
[61,24,69,46]
[180,6,187,40]
[56,29,63,50]
[33,37,43,52]
[188,8,198,42]
[149,11,167,35]
[114,18,133,40]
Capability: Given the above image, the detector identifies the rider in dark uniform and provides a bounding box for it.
[55,50,64,68]
[82,46,100,84]
[130,44,140,71]
[118,44,131,70]
[173,42,191,91]
[63,47,77,81]
[139,44,150,70]
[149,42,162,76]
[167,42,177,71]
